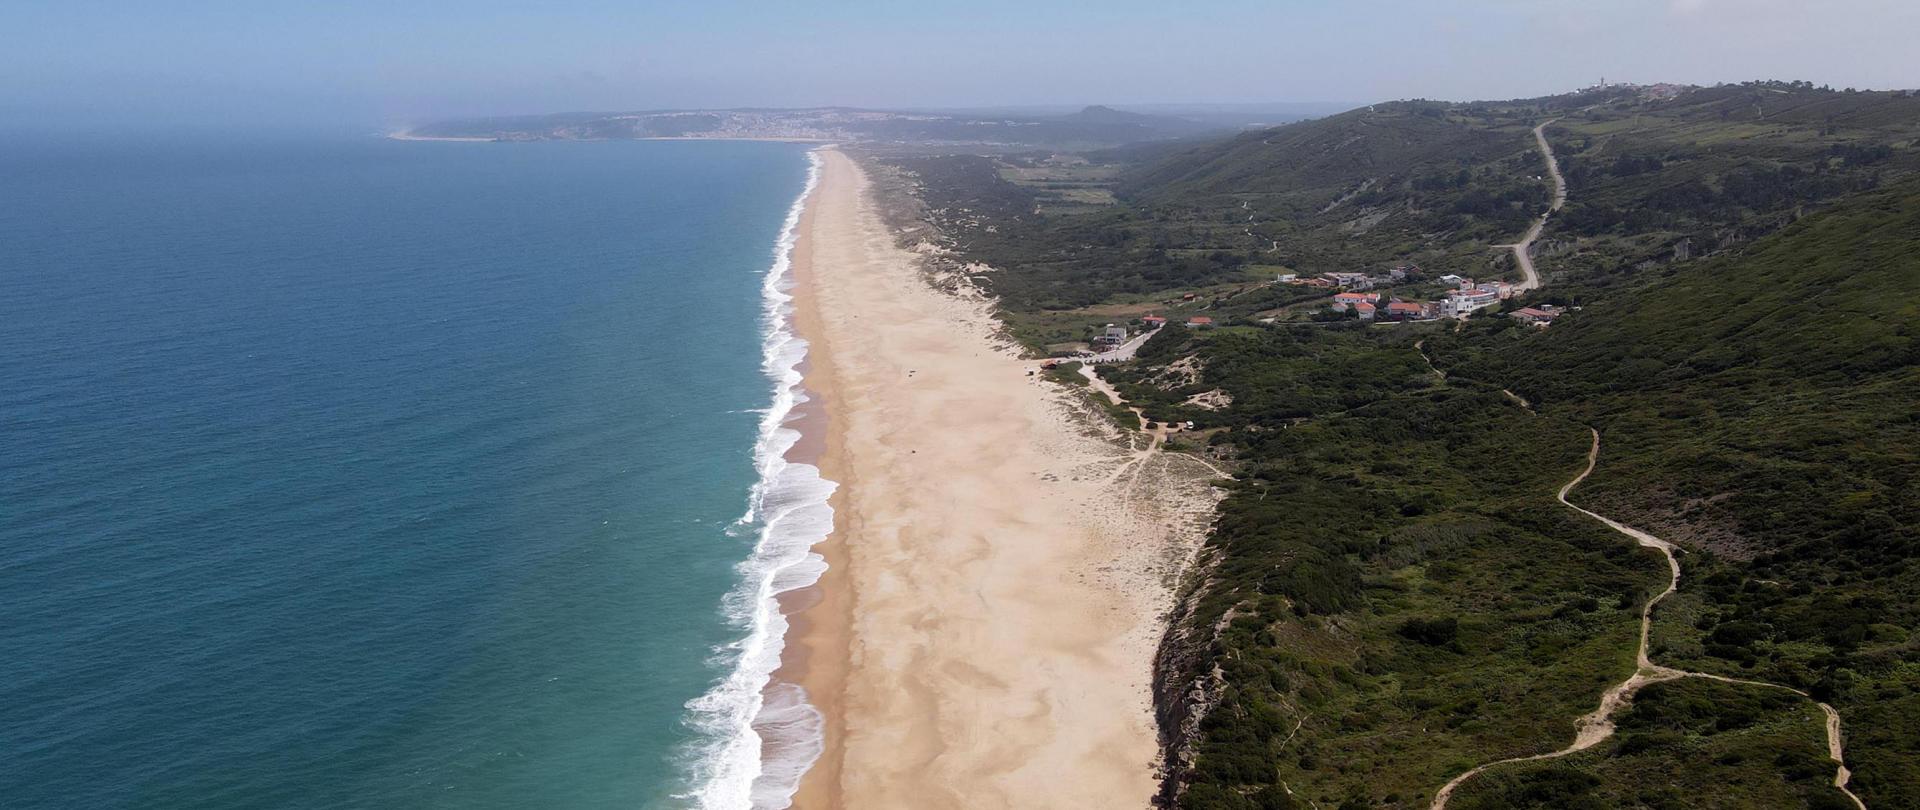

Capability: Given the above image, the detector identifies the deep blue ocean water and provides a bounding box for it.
[0,133,813,808]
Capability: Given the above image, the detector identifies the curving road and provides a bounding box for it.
[1497,119,1566,292]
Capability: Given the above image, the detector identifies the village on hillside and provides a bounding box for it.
[1050,264,1562,361]
[1279,266,1561,324]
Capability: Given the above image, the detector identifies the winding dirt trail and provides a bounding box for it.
[1413,339,1447,382]
[1495,119,1566,292]
[1430,429,1864,809]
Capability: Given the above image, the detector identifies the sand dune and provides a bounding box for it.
[781,149,1218,809]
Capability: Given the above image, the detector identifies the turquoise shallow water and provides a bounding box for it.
[0,133,812,808]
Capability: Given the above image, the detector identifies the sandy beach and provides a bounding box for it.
[776,149,1219,809]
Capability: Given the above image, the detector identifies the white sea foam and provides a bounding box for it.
[682,149,832,810]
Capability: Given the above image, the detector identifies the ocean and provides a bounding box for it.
[0,132,822,808]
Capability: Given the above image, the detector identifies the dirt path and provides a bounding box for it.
[1413,341,1527,415]
[1413,339,1447,382]
[1494,119,1566,292]
[1076,364,1235,483]
[1431,429,1864,809]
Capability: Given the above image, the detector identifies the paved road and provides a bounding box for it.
[1083,327,1161,364]
[1499,118,1566,292]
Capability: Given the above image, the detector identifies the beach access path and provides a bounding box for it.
[786,149,1220,810]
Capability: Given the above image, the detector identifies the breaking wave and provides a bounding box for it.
[680,150,832,810]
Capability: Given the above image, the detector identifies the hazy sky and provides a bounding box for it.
[4,0,1916,127]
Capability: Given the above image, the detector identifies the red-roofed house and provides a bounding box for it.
[1185,316,1215,328]
[1354,301,1376,321]
[1384,301,1424,321]
[1330,291,1382,312]
[1511,307,1560,326]
[1141,315,1168,328]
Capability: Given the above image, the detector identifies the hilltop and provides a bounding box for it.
[875,82,1919,342]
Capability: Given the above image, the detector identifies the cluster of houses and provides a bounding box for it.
[1103,263,1561,345]
[1433,275,1511,318]
[1327,292,1427,321]
[1278,263,1417,291]
[1318,272,1562,325]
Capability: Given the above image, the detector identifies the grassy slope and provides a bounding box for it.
[1100,326,1662,807]
[1168,378,1663,809]
[1541,84,1920,294]
[1122,101,1533,212]
[1138,187,1918,809]
[1114,98,1555,287]
[1436,181,1920,560]
[1449,678,1857,809]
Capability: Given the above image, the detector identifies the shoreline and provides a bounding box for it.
[771,169,851,810]
[681,150,831,810]
[774,148,1221,809]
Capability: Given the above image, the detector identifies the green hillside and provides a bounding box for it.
[1544,83,1920,286]
[1448,678,1856,809]
[871,82,1920,810]
[1435,180,1919,563]
[875,83,1919,350]
[1128,83,1920,293]
[1121,100,1538,211]
[1120,181,1918,810]
[1431,182,1920,807]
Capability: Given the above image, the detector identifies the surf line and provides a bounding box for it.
[682,149,834,810]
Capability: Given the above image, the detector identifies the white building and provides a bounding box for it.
[1442,289,1500,318]
[1324,272,1374,290]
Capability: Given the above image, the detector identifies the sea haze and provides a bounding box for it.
[0,133,813,808]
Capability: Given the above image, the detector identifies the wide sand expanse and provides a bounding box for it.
[781,149,1219,809]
